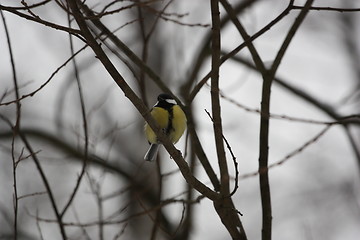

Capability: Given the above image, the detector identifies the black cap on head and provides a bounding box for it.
[156,93,177,107]
[158,93,173,101]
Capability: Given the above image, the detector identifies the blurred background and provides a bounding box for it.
[1,0,360,239]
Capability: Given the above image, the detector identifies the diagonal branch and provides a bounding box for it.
[66,0,219,201]
[182,0,258,100]
[19,132,67,239]
[219,0,265,73]
[188,0,295,102]
[270,0,314,77]
[0,4,84,40]
[77,3,183,106]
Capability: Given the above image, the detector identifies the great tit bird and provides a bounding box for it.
[144,93,187,161]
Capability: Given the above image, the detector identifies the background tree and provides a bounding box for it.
[1,0,360,239]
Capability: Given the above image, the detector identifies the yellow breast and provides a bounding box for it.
[144,107,169,144]
[169,105,187,143]
[144,105,187,144]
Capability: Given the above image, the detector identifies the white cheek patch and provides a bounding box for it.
[166,99,177,105]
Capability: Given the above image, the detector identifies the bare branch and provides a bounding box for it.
[0,4,84,40]
[88,0,156,19]
[257,1,313,239]
[204,109,239,197]
[5,0,51,10]
[66,0,219,201]
[240,125,332,179]
[189,0,293,102]
[60,9,89,217]
[19,133,67,239]
[292,5,360,12]
[18,191,47,200]
[78,3,182,105]
[185,107,220,191]
[270,0,314,77]
[0,45,88,106]
[1,10,21,239]
[220,0,265,73]
[210,0,228,196]
[218,88,360,125]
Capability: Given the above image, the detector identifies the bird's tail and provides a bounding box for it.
[144,144,160,162]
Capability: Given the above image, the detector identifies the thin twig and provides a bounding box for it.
[112,223,128,240]
[292,5,360,12]
[71,206,92,240]
[143,1,210,27]
[183,0,258,93]
[19,133,67,239]
[227,56,360,126]
[171,203,187,237]
[230,55,360,172]
[218,88,360,125]
[204,109,239,196]
[32,195,205,227]
[78,3,182,106]
[0,4,84,40]
[220,0,265,73]
[36,209,45,240]
[21,0,41,18]
[87,1,155,19]
[0,125,180,234]
[184,104,220,191]
[270,0,314,77]
[18,191,47,200]
[60,7,89,217]
[5,0,51,10]
[0,45,88,106]
[240,125,332,179]
[189,0,293,102]
[86,174,105,240]
[1,10,20,240]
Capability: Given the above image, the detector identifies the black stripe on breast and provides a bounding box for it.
[166,107,174,135]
